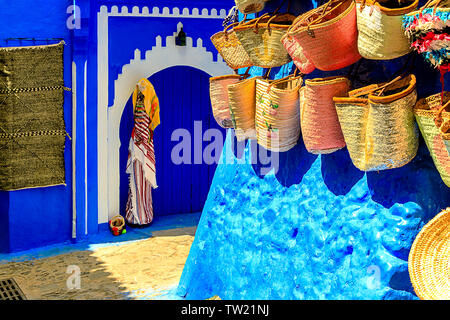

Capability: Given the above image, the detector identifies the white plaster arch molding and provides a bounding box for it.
[103,27,232,222]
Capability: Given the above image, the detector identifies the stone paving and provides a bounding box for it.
[0,227,196,300]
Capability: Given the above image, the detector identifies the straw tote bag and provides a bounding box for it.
[210,74,242,129]
[441,115,450,155]
[409,207,450,300]
[356,0,419,60]
[228,76,260,141]
[333,74,419,171]
[282,0,361,73]
[255,74,302,152]
[414,92,450,187]
[234,13,296,68]
[235,0,269,14]
[211,21,253,70]
[300,76,350,154]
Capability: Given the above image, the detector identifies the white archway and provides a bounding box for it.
[102,29,232,222]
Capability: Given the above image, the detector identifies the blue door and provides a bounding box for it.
[120,66,225,218]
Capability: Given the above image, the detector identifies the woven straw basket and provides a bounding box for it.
[414,92,450,187]
[109,215,126,235]
[235,0,269,14]
[409,207,450,300]
[228,77,259,141]
[255,75,302,152]
[356,0,418,60]
[334,74,419,171]
[280,33,316,74]
[210,75,241,129]
[441,119,450,155]
[234,13,296,68]
[300,76,350,154]
[211,22,253,70]
[282,0,361,73]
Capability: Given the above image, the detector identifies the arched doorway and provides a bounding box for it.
[119,66,225,218]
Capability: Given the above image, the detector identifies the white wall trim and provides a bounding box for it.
[97,7,231,224]
[100,5,227,19]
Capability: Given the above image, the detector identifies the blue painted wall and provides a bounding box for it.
[0,0,74,252]
[0,0,235,252]
[178,0,450,300]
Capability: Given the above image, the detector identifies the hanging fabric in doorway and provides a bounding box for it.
[0,42,67,191]
[126,79,160,226]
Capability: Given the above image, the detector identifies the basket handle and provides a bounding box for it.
[224,14,249,40]
[435,99,450,127]
[306,0,346,37]
[350,76,402,98]
[420,0,443,15]
[266,69,303,92]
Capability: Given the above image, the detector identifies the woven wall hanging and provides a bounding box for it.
[0,41,67,191]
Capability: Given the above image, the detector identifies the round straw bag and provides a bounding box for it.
[409,207,450,300]
[235,0,269,14]
[228,76,259,141]
[282,0,361,73]
[333,74,419,172]
[234,13,296,68]
[255,75,302,152]
[414,92,450,187]
[210,74,241,128]
[300,76,350,154]
[109,215,126,236]
[211,22,253,70]
[356,0,419,60]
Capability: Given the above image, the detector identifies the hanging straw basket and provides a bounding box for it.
[409,207,450,300]
[234,13,296,68]
[333,74,419,171]
[211,22,253,70]
[255,75,302,152]
[210,75,242,128]
[356,0,418,60]
[300,76,350,154]
[280,34,316,74]
[235,0,269,14]
[282,0,361,73]
[228,77,259,141]
[441,118,450,155]
[414,92,450,187]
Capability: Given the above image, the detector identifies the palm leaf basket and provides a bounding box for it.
[255,75,302,152]
[414,92,450,187]
[333,74,419,171]
[409,207,450,300]
[211,22,253,70]
[282,0,361,73]
[356,0,418,60]
[228,76,260,141]
[234,13,296,68]
[235,0,269,14]
[210,74,242,128]
[300,76,350,154]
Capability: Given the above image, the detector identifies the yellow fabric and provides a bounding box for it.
[132,78,161,131]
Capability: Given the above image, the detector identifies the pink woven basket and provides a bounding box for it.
[283,0,361,73]
[300,76,350,154]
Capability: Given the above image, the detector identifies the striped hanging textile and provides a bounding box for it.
[125,79,159,226]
